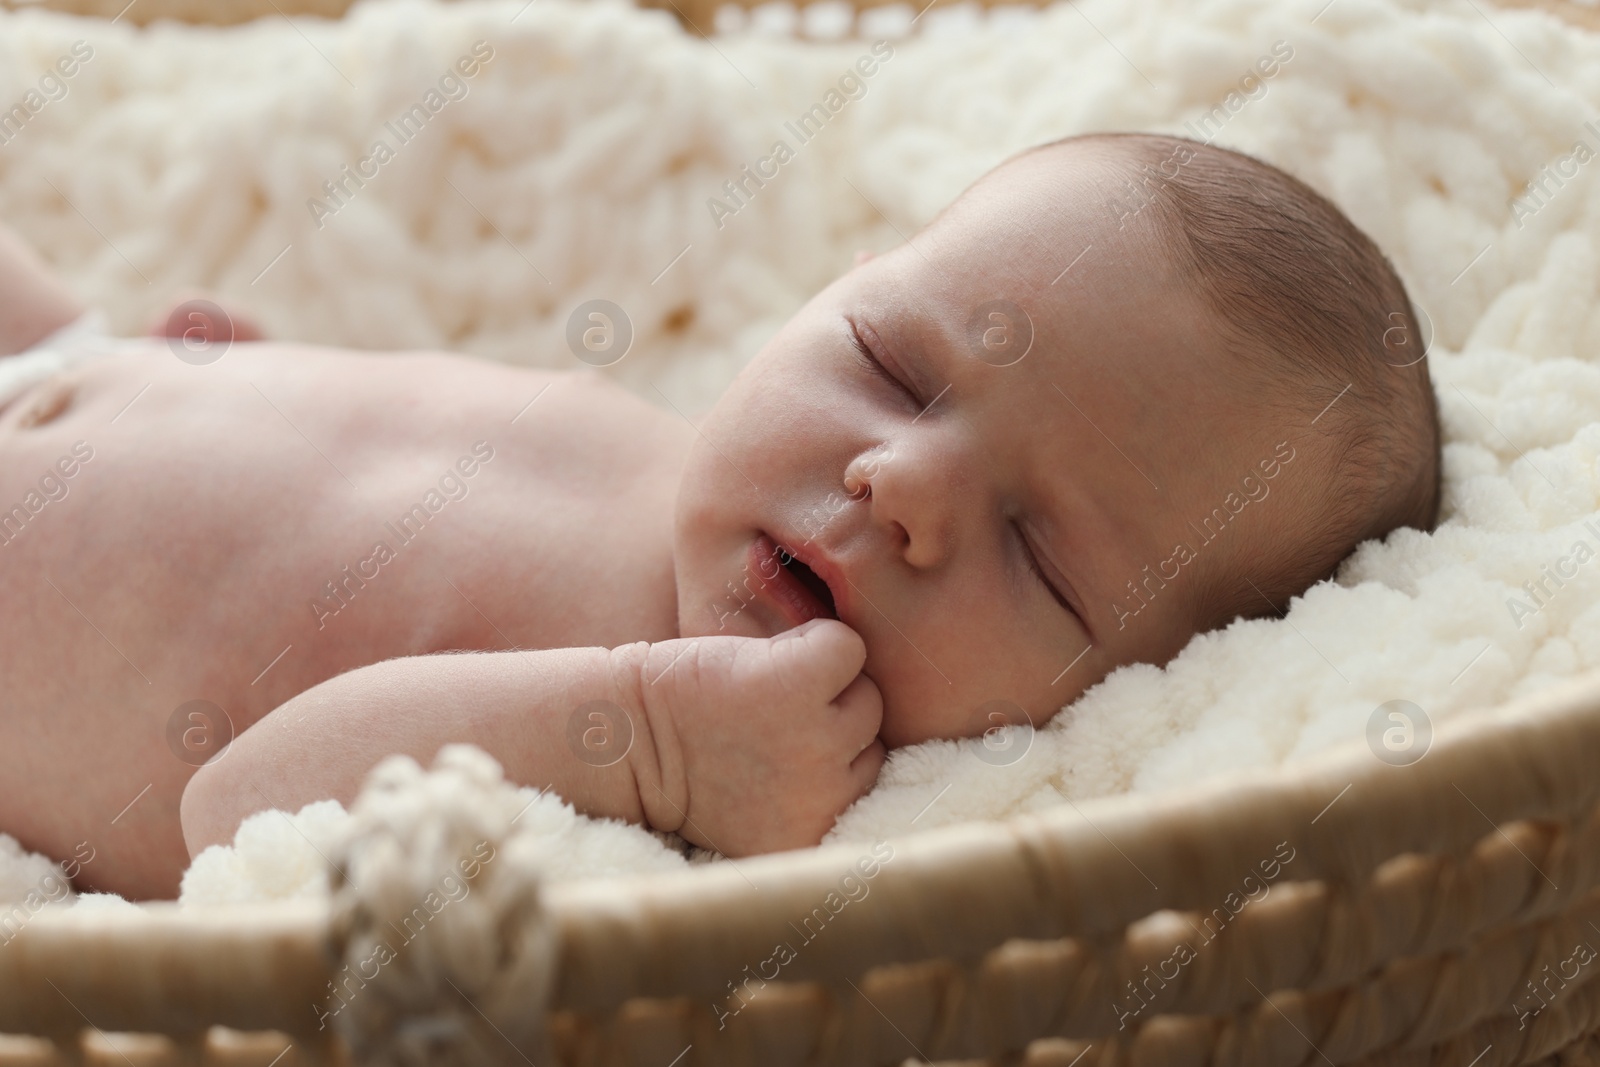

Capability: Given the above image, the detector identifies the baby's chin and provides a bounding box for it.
[880,698,983,752]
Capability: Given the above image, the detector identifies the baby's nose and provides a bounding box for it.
[849,444,960,570]
[843,469,871,500]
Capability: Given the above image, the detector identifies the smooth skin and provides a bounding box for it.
[0,141,1314,898]
[675,141,1313,747]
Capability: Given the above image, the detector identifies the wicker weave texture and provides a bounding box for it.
[2,671,1599,1065]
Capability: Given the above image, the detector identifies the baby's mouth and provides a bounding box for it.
[749,533,839,625]
[779,551,838,619]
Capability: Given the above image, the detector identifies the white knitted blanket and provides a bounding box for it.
[0,0,1596,907]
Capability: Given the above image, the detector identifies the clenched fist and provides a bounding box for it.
[614,618,886,856]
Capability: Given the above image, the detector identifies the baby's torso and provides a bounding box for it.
[0,339,691,896]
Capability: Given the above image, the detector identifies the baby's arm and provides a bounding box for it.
[179,645,659,856]
[180,620,885,858]
[0,222,85,355]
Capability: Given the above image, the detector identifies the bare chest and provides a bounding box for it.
[0,344,692,736]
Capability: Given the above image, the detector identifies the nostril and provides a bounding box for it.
[892,519,914,553]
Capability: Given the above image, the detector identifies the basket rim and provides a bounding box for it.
[7,666,1598,1036]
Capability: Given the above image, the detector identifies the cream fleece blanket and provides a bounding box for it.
[0,0,1597,907]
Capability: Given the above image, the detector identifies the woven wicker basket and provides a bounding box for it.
[3,0,1599,1064]
[3,668,1600,1066]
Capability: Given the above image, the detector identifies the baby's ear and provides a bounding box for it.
[853,249,875,267]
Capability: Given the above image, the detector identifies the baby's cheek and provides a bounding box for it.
[873,665,986,748]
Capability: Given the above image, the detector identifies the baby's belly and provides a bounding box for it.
[0,340,681,897]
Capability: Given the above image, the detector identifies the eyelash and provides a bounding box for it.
[1016,522,1080,621]
[848,323,913,399]
[849,321,1076,623]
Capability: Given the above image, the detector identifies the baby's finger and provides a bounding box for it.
[846,737,886,800]
[832,670,883,757]
[770,617,867,698]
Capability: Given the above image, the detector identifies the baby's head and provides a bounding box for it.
[674,132,1440,748]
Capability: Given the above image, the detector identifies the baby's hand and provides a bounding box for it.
[622,618,885,856]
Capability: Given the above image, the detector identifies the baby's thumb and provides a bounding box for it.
[769,618,867,694]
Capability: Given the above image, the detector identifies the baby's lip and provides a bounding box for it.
[778,536,850,619]
[756,531,851,628]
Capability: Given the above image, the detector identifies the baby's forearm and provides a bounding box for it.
[179,644,660,856]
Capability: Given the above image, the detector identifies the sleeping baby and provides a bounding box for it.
[0,132,1440,899]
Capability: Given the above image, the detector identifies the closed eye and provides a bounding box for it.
[848,321,914,400]
[1016,521,1082,623]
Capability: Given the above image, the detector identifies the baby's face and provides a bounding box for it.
[674,146,1303,748]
